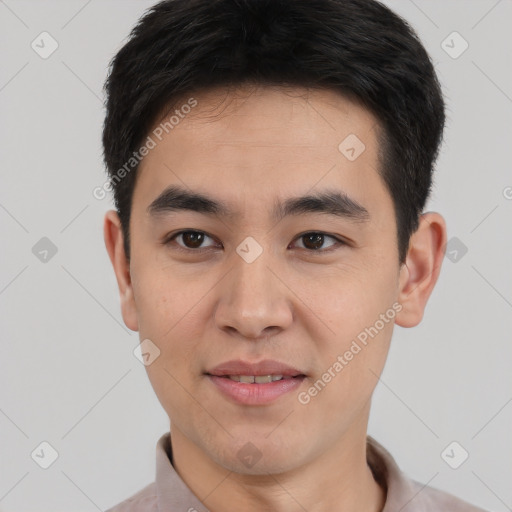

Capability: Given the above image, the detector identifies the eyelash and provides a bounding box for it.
[162,230,347,254]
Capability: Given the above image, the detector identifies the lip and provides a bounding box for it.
[205,359,306,405]
[206,359,304,377]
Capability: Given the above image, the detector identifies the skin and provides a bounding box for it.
[104,85,447,512]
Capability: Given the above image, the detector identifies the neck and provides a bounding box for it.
[169,424,386,512]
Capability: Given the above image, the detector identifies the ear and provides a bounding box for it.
[103,210,139,331]
[395,212,447,328]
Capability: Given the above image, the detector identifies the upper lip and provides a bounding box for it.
[206,359,305,377]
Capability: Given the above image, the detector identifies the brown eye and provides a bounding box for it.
[166,230,217,251]
[181,231,206,248]
[302,233,324,250]
[292,232,342,251]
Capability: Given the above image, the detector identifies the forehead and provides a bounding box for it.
[133,85,392,223]
[153,84,379,149]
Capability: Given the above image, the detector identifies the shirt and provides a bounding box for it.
[106,432,488,512]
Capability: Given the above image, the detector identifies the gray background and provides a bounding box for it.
[0,1,511,510]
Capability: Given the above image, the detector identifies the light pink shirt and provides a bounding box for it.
[106,433,488,511]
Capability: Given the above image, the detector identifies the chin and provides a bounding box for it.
[223,452,297,476]
[208,432,303,476]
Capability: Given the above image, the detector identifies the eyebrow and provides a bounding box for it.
[147,185,370,223]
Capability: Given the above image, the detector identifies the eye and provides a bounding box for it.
[163,230,346,254]
[164,230,219,252]
[290,232,345,252]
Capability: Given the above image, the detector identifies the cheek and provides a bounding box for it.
[305,261,399,393]
[307,260,399,337]
[130,262,228,390]
[131,261,208,339]
[133,269,210,417]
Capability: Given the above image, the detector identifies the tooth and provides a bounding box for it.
[255,375,273,384]
[228,375,287,383]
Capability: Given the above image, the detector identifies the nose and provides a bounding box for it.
[214,248,294,340]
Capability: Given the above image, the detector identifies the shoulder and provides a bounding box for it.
[104,482,158,512]
[408,479,490,512]
[366,437,491,512]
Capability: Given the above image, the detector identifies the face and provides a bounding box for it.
[121,85,406,474]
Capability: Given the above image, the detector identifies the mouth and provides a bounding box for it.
[205,358,306,378]
[205,359,307,405]
[215,374,301,383]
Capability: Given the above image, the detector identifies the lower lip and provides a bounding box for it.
[207,375,305,405]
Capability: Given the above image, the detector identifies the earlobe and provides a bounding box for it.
[395,212,447,328]
[103,210,139,331]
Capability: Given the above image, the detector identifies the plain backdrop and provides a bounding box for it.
[0,1,511,511]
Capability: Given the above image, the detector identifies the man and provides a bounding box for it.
[102,0,487,510]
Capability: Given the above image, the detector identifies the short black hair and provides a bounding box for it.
[102,0,445,263]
